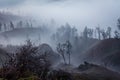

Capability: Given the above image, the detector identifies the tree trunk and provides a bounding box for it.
[69,53,70,65]
[62,53,66,64]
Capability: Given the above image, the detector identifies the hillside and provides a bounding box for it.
[37,43,60,65]
[0,11,20,23]
[72,38,99,62]
[0,48,10,66]
[75,62,120,80]
[0,27,44,38]
[51,62,120,80]
[1,43,60,66]
[82,38,120,72]
[0,27,50,45]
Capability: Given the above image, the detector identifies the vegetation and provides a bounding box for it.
[0,11,120,80]
[0,40,51,80]
[57,40,72,65]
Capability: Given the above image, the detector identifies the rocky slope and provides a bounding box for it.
[82,38,120,72]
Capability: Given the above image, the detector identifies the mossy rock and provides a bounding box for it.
[18,75,39,80]
[73,73,91,80]
[0,78,6,80]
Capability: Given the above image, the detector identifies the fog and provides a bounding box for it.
[0,1,120,74]
[0,0,120,31]
[0,0,119,46]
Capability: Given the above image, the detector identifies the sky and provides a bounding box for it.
[0,0,120,30]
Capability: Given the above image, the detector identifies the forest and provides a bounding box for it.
[0,0,120,77]
[0,7,120,80]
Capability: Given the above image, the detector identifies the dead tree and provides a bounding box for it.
[0,22,2,31]
[10,21,14,30]
[96,27,101,40]
[114,30,119,39]
[57,43,67,64]
[107,27,112,38]
[65,40,72,65]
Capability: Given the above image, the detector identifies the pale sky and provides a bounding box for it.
[0,0,120,30]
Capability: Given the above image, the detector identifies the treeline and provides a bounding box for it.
[51,19,120,63]
[52,25,113,42]
[0,40,73,80]
[0,20,34,32]
[52,18,120,43]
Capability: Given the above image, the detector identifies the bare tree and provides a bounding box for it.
[96,27,101,40]
[101,29,107,39]
[57,43,67,64]
[114,30,119,39]
[17,21,23,28]
[10,21,14,30]
[106,27,112,38]
[117,18,120,30]
[57,40,72,65]
[4,23,7,31]
[1,40,51,79]
[26,21,30,28]
[0,22,2,31]
[88,28,94,38]
[83,26,88,40]
[65,40,72,65]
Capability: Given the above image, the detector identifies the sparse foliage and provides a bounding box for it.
[0,40,51,80]
[57,40,72,65]
[10,21,14,30]
[57,43,67,64]
[96,27,101,40]
[101,29,107,39]
[65,40,72,65]
[83,26,88,40]
[114,30,119,39]
[107,27,112,38]
[0,22,2,31]
[117,18,120,30]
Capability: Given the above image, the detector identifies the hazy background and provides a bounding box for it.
[0,0,120,30]
[0,0,120,72]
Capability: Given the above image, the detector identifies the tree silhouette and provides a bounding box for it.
[17,21,23,28]
[65,40,72,65]
[114,30,119,39]
[117,18,120,30]
[114,18,120,38]
[96,27,101,40]
[2,40,51,79]
[83,26,88,40]
[57,43,67,64]
[10,21,14,30]
[4,23,7,31]
[101,29,107,39]
[107,27,112,38]
[0,22,2,31]
[88,28,94,38]
[57,40,72,65]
